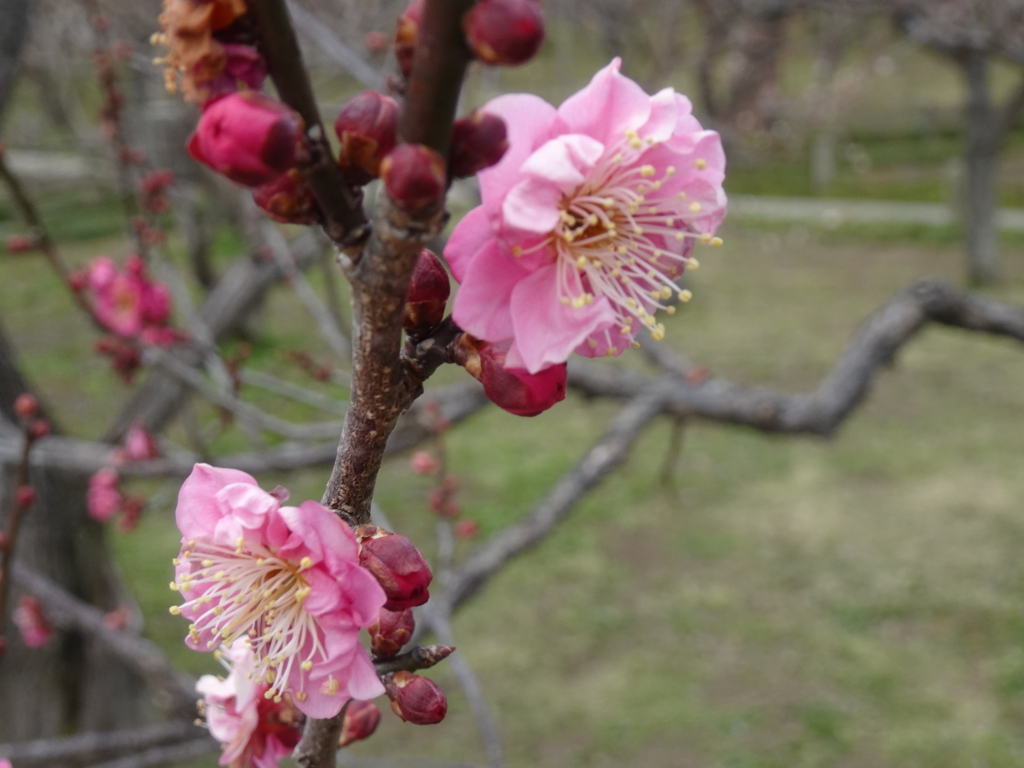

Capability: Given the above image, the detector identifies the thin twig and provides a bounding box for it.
[237,369,348,415]
[373,644,456,675]
[0,423,36,642]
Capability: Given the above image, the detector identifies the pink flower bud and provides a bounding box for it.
[381,144,446,213]
[339,699,382,747]
[463,0,544,66]
[409,450,440,476]
[123,423,161,462]
[188,92,304,187]
[5,234,36,254]
[459,338,566,416]
[383,671,447,725]
[405,249,450,336]
[118,496,146,533]
[88,468,122,523]
[334,91,399,183]
[103,606,132,631]
[14,596,54,649]
[454,519,479,539]
[355,525,433,610]
[253,169,320,225]
[15,486,37,510]
[394,0,425,77]
[450,110,508,178]
[13,393,38,420]
[370,607,415,658]
[29,419,51,440]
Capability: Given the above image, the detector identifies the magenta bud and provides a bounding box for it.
[394,0,425,77]
[404,249,450,336]
[450,110,509,178]
[381,144,446,213]
[15,486,37,510]
[384,671,448,725]
[5,234,36,254]
[253,169,320,225]
[464,0,545,66]
[355,525,433,610]
[410,450,440,475]
[334,91,399,183]
[13,393,39,420]
[458,338,566,416]
[370,607,416,659]
[339,699,382,747]
[454,519,479,539]
[188,92,304,187]
[29,419,51,440]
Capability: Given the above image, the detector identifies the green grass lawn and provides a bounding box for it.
[4,210,1024,767]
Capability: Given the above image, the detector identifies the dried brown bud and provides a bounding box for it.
[334,91,399,183]
[464,0,545,66]
[450,110,509,178]
[380,144,446,213]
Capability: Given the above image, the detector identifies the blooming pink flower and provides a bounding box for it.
[88,468,123,522]
[14,596,54,648]
[171,464,387,718]
[84,256,175,340]
[446,58,726,373]
[1,758,12,768]
[197,640,303,768]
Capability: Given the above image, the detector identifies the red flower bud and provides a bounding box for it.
[410,450,440,476]
[339,699,382,747]
[13,393,39,420]
[450,110,508,178]
[384,671,448,725]
[188,92,304,187]
[394,0,425,77]
[459,338,566,416]
[455,519,480,539]
[464,0,544,66]
[29,419,51,440]
[334,91,399,183]
[404,249,450,336]
[369,607,415,658]
[252,169,320,225]
[15,486,37,510]
[355,525,433,610]
[381,144,446,213]
[5,234,36,254]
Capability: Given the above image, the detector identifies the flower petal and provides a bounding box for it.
[519,134,605,191]
[445,206,493,283]
[452,238,532,342]
[176,464,258,539]
[556,58,651,146]
[501,176,562,235]
[479,93,558,206]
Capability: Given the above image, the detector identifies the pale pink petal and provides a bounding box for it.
[507,265,618,373]
[277,500,358,567]
[215,483,278,529]
[479,93,558,206]
[638,88,678,143]
[452,239,532,342]
[338,561,388,626]
[501,176,562,234]
[519,134,605,190]
[346,649,386,700]
[175,464,258,539]
[556,58,651,146]
[445,206,493,282]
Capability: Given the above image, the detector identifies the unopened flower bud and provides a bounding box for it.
[458,338,566,416]
[29,419,51,440]
[384,671,447,725]
[355,525,433,610]
[15,486,37,510]
[5,234,36,254]
[188,92,304,187]
[370,607,415,658]
[13,393,39,420]
[252,169,320,225]
[394,0,425,77]
[381,144,446,213]
[455,519,479,539]
[339,699,382,747]
[464,0,545,66]
[450,110,508,178]
[404,249,450,336]
[14,595,54,649]
[334,91,399,183]
[410,450,440,476]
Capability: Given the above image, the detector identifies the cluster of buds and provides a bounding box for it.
[13,392,50,451]
[13,596,54,649]
[139,169,175,215]
[75,255,179,345]
[409,403,479,538]
[94,337,143,384]
[455,336,567,417]
[88,425,156,531]
[355,525,433,610]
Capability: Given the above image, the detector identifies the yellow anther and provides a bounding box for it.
[214,606,224,615]
[679,289,693,302]
[170,582,179,591]
[625,316,634,324]
[563,230,575,243]
[626,298,638,308]
[169,605,182,615]
[695,158,707,170]
[640,165,656,178]
[603,197,615,208]
[560,296,570,305]
[666,306,676,315]
[688,258,700,270]
[651,181,661,190]
[172,558,181,566]
[688,202,702,213]
[699,232,712,244]
[650,325,666,341]
[215,571,225,580]
[576,256,588,269]
[629,137,643,149]
[587,339,598,350]
[592,259,602,268]
[617,246,628,254]
[666,166,676,175]
[296,692,307,702]
[710,237,724,247]
[632,341,641,348]
[675,233,685,241]
[512,245,523,257]
[301,660,313,671]
[644,315,657,327]
[606,347,617,357]
[327,678,340,696]
[613,153,623,163]
[620,326,631,335]
[588,214,599,225]
[300,557,313,570]
[634,226,644,235]
[201,559,213,567]
[612,268,622,277]
[625,128,638,139]
[677,192,687,200]
[188,540,196,547]
[583,293,594,305]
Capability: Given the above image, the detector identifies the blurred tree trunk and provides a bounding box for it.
[0,0,32,120]
[0,321,149,741]
[961,52,1000,285]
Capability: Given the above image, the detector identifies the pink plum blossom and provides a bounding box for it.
[446,58,727,374]
[110,423,162,464]
[88,468,123,522]
[171,464,387,718]
[197,640,302,768]
[14,596,54,648]
[84,255,175,340]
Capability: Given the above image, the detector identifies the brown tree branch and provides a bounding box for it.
[372,644,456,675]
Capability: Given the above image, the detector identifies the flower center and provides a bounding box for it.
[172,540,328,703]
